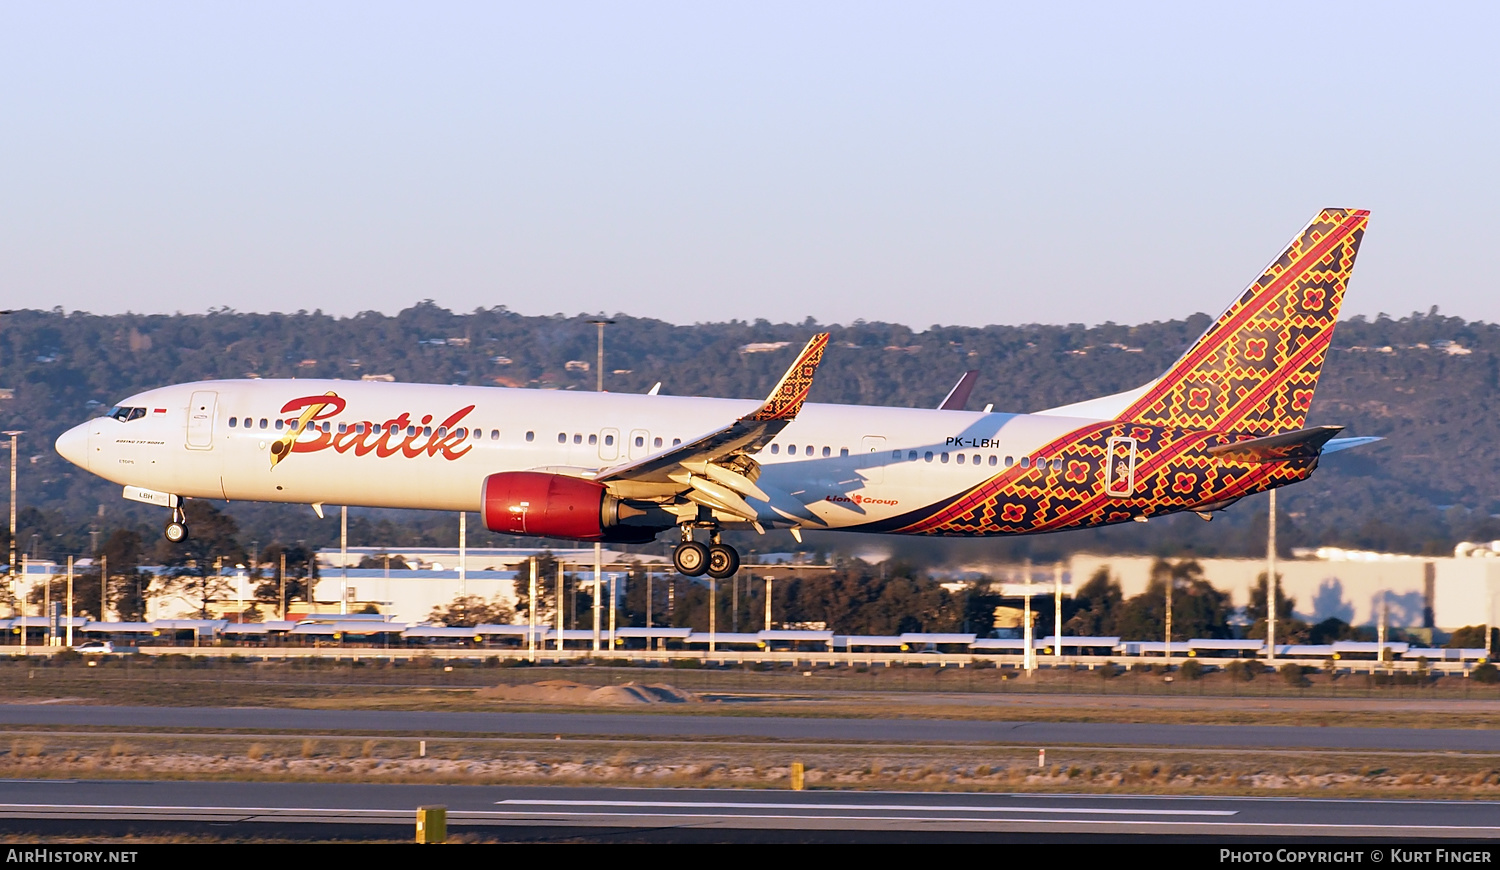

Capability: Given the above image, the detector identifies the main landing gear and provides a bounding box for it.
[672,529,740,579]
[163,503,189,544]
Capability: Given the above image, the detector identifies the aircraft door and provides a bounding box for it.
[860,435,886,484]
[598,428,620,462]
[628,429,651,460]
[186,391,218,450]
[1103,436,1137,497]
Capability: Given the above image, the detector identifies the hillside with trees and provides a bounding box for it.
[1,303,1497,567]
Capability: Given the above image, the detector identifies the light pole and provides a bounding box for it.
[1267,488,1278,666]
[4,431,23,584]
[587,320,613,654]
[587,319,615,393]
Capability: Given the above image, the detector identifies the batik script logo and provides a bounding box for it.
[268,393,476,470]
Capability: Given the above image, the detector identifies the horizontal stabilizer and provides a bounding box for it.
[1321,435,1384,455]
[1205,425,1343,463]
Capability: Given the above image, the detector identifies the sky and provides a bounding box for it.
[2,2,1498,328]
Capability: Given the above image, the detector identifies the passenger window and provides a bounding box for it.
[228,417,237,428]
[956,454,965,465]
[275,419,284,431]
[336,423,346,434]
[438,427,447,437]
[407,426,417,437]
[892,450,901,459]
[655,437,663,448]
[259,419,268,429]
[490,430,499,440]
[672,438,681,446]
[1020,456,1030,468]
[604,434,614,446]
[525,431,534,442]
[840,448,848,457]
[771,444,780,454]
[908,450,918,460]
[558,433,566,443]
[588,434,597,445]
[1052,458,1063,471]
[941,452,949,463]
[989,455,998,466]
[822,446,831,457]
[573,434,582,444]
[924,451,934,462]
[421,426,431,436]
[973,455,981,464]
[635,436,644,448]
[1005,456,1014,467]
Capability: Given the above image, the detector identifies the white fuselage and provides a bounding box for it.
[58,379,1099,532]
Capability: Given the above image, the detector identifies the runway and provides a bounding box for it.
[0,780,1496,841]
[0,705,1496,751]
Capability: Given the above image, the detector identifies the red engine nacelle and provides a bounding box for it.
[481,472,608,540]
[480,471,672,543]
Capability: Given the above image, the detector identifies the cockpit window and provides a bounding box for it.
[108,406,146,421]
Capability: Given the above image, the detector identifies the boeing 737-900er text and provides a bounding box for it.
[56,208,1379,579]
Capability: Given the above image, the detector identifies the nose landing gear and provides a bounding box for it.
[671,528,741,579]
[163,504,189,544]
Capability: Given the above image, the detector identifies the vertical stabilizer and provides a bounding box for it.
[1117,208,1369,435]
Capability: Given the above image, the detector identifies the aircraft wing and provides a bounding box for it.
[591,334,829,521]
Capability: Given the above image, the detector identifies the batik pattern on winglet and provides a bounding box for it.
[745,333,830,422]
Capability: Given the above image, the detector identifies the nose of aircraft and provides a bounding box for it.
[55,423,90,471]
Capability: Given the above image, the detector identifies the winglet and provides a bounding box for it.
[938,370,979,410]
[744,333,830,422]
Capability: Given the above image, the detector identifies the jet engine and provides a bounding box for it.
[480,471,672,544]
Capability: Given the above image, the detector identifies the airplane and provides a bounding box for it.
[55,208,1378,580]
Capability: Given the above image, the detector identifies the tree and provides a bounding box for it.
[255,542,319,611]
[1447,625,1489,649]
[512,551,561,621]
[1116,559,1232,641]
[356,551,409,570]
[155,502,246,618]
[1064,568,1123,636]
[101,529,152,621]
[1246,571,1308,643]
[428,594,511,627]
[1308,617,1356,644]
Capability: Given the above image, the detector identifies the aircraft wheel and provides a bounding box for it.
[706,544,740,579]
[673,541,709,576]
[164,522,189,544]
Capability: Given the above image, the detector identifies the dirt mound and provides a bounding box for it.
[585,682,701,705]
[478,680,701,705]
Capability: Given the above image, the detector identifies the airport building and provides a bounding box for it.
[8,543,1500,636]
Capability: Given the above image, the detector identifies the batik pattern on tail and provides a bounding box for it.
[852,420,1315,537]
[1118,208,1368,436]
